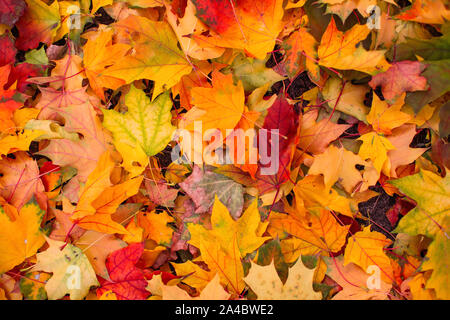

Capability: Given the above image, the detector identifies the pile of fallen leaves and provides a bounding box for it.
[0,0,449,301]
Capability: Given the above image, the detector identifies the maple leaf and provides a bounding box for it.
[0,34,17,67]
[344,226,394,283]
[397,0,450,24]
[324,256,392,300]
[298,108,351,154]
[194,238,244,296]
[82,30,131,101]
[192,0,285,59]
[294,175,353,217]
[32,238,99,300]
[145,179,178,207]
[0,199,45,274]
[389,169,449,239]
[269,208,350,256]
[37,102,112,182]
[421,217,450,300]
[165,0,225,60]
[284,27,320,81]
[0,65,23,134]
[74,231,127,280]
[171,260,216,292]
[366,94,411,135]
[252,95,300,201]
[97,243,150,300]
[0,0,26,27]
[92,0,114,13]
[244,258,322,300]
[321,77,369,121]
[384,124,427,177]
[102,15,192,97]
[19,271,51,300]
[15,0,61,51]
[138,210,174,246]
[180,71,245,138]
[308,145,366,193]
[318,17,389,74]
[103,85,175,157]
[0,151,46,210]
[230,53,285,92]
[358,131,395,174]
[148,273,230,300]
[188,195,270,258]
[72,151,115,220]
[180,165,244,219]
[77,177,144,235]
[369,61,428,103]
[0,130,44,156]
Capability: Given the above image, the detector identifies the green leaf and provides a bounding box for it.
[102,85,176,157]
[390,24,450,62]
[24,47,48,65]
[422,217,450,300]
[390,170,450,239]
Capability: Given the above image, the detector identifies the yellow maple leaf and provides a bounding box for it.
[367,94,411,135]
[358,131,395,174]
[165,0,225,60]
[244,258,322,300]
[308,145,366,193]
[193,0,285,60]
[0,199,45,274]
[82,30,131,100]
[148,273,230,300]
[344,226,394,283]
[72,151,115,220]
[0,130,44,156]
[171,260,216,292]
[103,16,192,97]
[32,238,99,300]
[188,195,270,258]
[294,175,354,217]
[180,71,245,138]
[269,208,350,256]
[138,210,174,246]
[318,17,389,74]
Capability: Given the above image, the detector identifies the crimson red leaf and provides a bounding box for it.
[191,0,235,33]
[0,33,17,67]
[6,63,43,92]
[97,243,150,300]
[255,95,300,194]
[0,0,26,27]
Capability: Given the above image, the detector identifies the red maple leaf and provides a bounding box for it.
[0,0,26,27]
[97,243,151,300]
